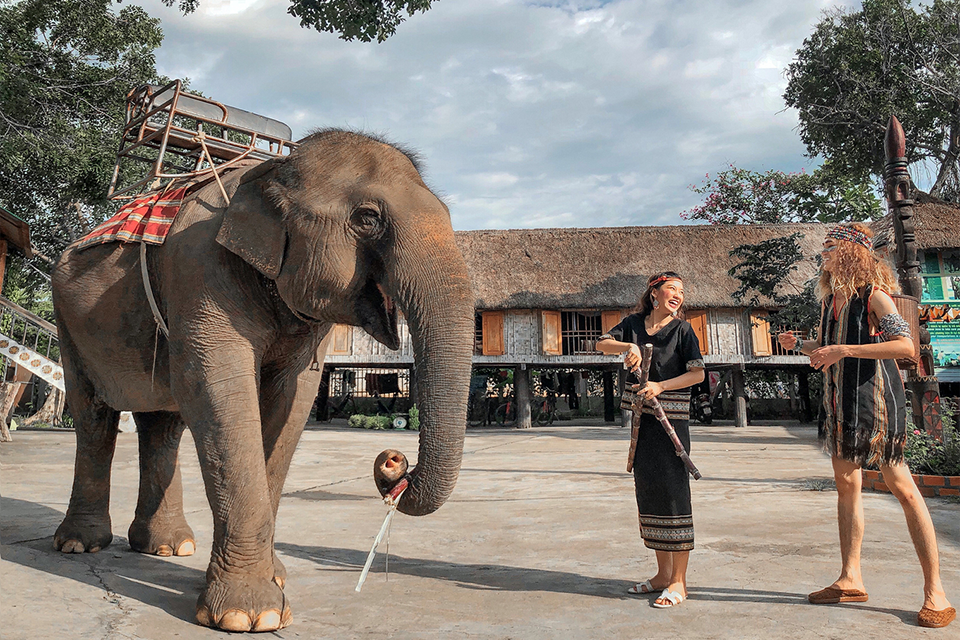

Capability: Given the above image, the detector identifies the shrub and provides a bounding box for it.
[348,414,365,429]
[408,404,420,431]
[904,409,960,476]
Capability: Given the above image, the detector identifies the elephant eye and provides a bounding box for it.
[351,206,384,238]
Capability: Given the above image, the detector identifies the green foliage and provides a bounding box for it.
[686,162,882,333]
[784,0,960,199]
[348,414,365,428]
[1,254,54,323]
[348,413,404,430]
[904,409,960,476]
[683,163,882,225]
[168,0,436,42]
[0,0,164,263]
[407,404,419,431]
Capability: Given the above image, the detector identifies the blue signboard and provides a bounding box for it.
[920,249,960,382]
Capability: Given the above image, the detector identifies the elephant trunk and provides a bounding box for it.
[388,233,474,516]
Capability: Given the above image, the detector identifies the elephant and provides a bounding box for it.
[50,129,475,632]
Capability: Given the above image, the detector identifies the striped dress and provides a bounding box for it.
[818,285,907,467]
[601,313,704,552]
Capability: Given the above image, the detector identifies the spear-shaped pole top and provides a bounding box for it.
[885,115,906,160]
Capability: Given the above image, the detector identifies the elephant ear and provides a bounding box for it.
[216,161,287,279]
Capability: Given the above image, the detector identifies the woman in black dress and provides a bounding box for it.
[597,272,704,609]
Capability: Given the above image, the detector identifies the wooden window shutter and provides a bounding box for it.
[481,311,505,356]
[686,310,710,355]
[331,324,352,355]
[750,311,772,356]
[601,310,622,334]
[541,310,562,355]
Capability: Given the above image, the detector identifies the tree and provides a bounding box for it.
[682,162,883,225]
[167,0,437,42]
[0,0,163,281]
[784,0,960,200]
[684,162,884,332]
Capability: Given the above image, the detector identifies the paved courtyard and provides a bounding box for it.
[1,420,958,639]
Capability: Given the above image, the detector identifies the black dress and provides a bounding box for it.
[818,285,907,466]
[601,313,704,552]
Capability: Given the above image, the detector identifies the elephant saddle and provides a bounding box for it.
[77,159,260,251]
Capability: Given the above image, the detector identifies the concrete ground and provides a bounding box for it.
[1,420,958,640]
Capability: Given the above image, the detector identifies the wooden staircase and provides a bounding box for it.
[0,297,63,439]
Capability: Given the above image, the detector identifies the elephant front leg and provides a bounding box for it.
[54,360,120,554]
[128,411,196,557]
[260,361,324,589]
[176,356,290,633]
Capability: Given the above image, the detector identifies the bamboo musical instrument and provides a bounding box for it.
[627,343,702,480]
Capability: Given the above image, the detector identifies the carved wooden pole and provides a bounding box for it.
[884,116,942,437]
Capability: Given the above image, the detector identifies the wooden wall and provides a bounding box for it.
[324,307,809,367]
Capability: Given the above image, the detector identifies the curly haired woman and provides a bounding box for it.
[778,223,954,629]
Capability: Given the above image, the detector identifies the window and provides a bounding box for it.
[474,313,483,355]
[561,311,603,355]
[750,310,772,357]
[686,310,710,355]
[330,324,352,355]
[481,311,505,356]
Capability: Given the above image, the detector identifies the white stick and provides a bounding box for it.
[355,503,399,592]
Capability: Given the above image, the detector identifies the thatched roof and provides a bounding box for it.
[454,223,827,310]
[872,194,960,251]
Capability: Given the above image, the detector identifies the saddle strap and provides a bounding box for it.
[140,241,170,338]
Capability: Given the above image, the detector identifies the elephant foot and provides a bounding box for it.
[54,513,113,554]
[196,574,291,632]
[128,517,196,557]
[273,552,287,589]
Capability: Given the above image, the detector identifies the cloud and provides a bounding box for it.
[132,0,851,230]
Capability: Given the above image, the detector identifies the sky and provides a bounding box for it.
[131,0,859,231]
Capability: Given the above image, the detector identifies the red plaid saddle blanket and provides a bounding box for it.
[76,159,263,251]
[77,185,190,250]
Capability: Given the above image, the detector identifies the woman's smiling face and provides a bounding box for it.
[654,279,684,313]
[821,238,838,272]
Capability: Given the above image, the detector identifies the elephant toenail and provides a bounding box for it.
[195,607,214,627]
[88,545,101,553]
[156,545,173,557]
[219,610,252,632]
[62,540,84,553]
[176,540,195,556]
[252,610,282,631]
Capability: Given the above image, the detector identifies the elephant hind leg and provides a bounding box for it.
[128,411,196,557]
[54,364,120,554]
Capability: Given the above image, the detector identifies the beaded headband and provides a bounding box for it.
[826,225,872,251]
[649,273,682,287]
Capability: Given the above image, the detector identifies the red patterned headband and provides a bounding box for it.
[826,226,872,250]
[649,274,682,287]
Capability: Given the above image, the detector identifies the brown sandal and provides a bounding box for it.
[918,606,956,629]
[807,586,869,604]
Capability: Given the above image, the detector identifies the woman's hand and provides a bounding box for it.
[623,344,643,371]
[633,380,664,399]
[777,331,798,351]
[810,345,848,371]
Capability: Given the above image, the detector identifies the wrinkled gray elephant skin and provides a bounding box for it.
[51,129,474,632]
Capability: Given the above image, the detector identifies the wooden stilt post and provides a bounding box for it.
[798,370,813,424]
[602,369,615,422]
[732,366,748,428]
[515,365,532,429]
[315,366,331,421]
